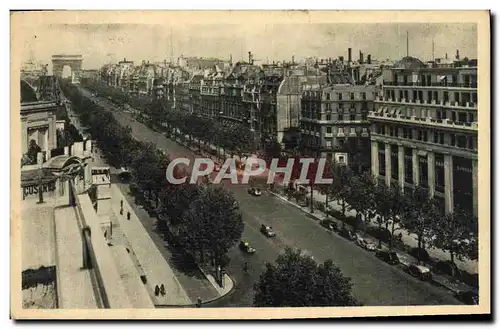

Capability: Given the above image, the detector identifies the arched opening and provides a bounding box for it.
[61,65,72,79]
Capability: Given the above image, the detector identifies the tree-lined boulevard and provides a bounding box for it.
[59,78,477,306]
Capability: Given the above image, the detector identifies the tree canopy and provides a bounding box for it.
[253,247,359,307]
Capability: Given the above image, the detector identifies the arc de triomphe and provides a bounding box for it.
[51,54,83,84]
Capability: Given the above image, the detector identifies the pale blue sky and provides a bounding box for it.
[22,22,477,70]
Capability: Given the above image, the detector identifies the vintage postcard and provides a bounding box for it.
[10,10,490,319]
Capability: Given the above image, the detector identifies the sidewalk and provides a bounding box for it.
[268,186,476,294]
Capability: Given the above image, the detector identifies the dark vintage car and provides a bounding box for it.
[375,249,400,265]
[339,227,358,241]
[455,291,479,305]
[260,224,276,237]
[407,264,432,281]
[248,187,262,196]
[239,240,256,254]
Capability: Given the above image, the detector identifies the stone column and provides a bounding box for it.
[412,148,420,186]
[371,140,379,179]
[472,159,478,216]
[385,143,391,186]
[398,144,405,192]
[427,151,436,197]
[444,154,454,213]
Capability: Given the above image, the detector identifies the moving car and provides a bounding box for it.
[375,249,400,265]
[239,240,256,254]
[260,224,276,237]
[407,264,432,281]
[454,290,479,305]
[356,237,377,251]
[248,187,262,196]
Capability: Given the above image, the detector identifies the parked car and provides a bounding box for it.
[339,227,358,241]
[239,240,256,254]
[375,249,400,265]
[407,264,432,281]
[454,290,479,305]
[260,224,276,237]
[320,219,338,232]
[356,237,377,251]
[248,187,262,196]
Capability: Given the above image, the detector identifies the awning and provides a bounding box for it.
[390,107,397,116]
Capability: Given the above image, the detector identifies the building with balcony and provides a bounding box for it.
[21,79,63,159]
[300,72,379,169]
[369,56,478,215]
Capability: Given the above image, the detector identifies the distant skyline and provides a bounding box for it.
[20,22,477,71]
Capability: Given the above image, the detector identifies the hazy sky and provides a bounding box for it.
[20,22,477,70]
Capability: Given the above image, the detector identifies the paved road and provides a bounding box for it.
[78,86,462,306]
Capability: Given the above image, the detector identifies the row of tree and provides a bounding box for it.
[61,80,245,272]
[81,78,258,157]
[315,166,478,267]
[73,79,363,307]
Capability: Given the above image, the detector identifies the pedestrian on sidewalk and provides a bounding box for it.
[154,285,160,296]
[160,284,166,296]
[127,211,131,220]
[196,297,202,308]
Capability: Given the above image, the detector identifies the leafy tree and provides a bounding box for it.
[373,183,392,247]
[346,171,377,226]
[179,185,244,267]
[429,206,478,272]
[328,164,353,225]
[401,186,439,250]
[253,247,359,307]
[25,139,42,165]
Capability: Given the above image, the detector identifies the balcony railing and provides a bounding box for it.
[383,81,477,88]
[367,111,478,131]
[375,97,477,109]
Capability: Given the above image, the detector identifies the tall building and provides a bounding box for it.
[369,56,478,215]
[300,70,379,168]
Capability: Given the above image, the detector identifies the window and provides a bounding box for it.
[439,133,445,144]
[350,114,356,121]
[338,93,342,100]
[326,93,330,100]
[338,127,344,134]
[326,140,332,147]
[350,93,354,100]
[339,103,344,110]
[350,127,356,134]
[326,126,332,133]
[434,131,439,143]
[362,92,367,100]
[450,134,456,146]
[338,114,344,121]
[444,91,449,102]
[326,113,332,121]
[399,90,403,100]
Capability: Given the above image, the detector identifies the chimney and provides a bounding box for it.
[123,58,126,62]
[248,51,253,65]
[339,56,344,62]
[142,60,146,65]
[359,51,364,64]
[456,49,460,60]
[229,54,233,65]
[348,48,352,63]
[367,54,371,64]
[445,53,448,59]
[292,55,295,64]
